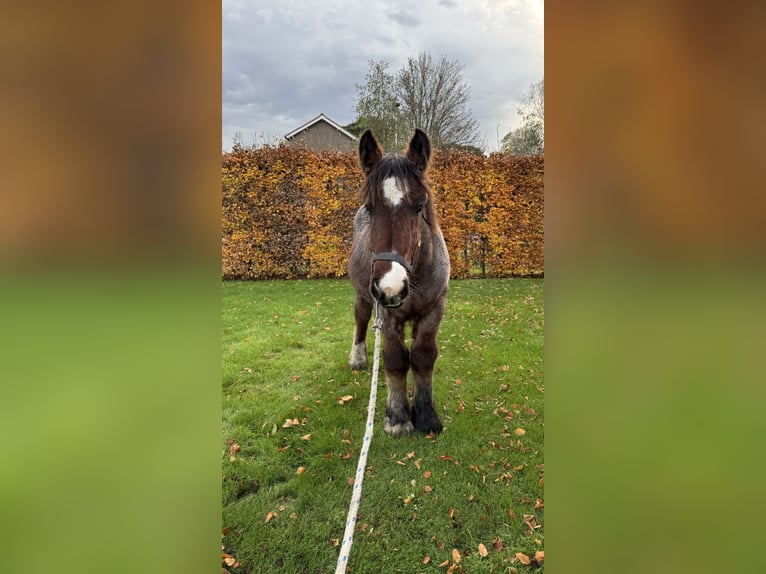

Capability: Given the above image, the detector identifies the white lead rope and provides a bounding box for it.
[335,302,382,574]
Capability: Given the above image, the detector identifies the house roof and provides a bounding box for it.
[284,113,357,141]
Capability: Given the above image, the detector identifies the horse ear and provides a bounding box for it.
[406,129,431,172]
[359,129,383,174]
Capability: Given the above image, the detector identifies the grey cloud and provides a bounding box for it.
[389,11,421,27]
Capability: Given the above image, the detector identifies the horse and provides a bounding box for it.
[348,128,450,437]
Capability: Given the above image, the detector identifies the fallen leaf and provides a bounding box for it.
[264,511,277,523]
[452,548,461,563]
[508,507,517,520]
[438,559,450,567]
[534,550,544,564]
[492,537,504,551]
[301,433,312,441]
[404,497,413,505]
[514,428,526,436]
[424,485,433,492]
[296,466,306,475]
[330,538,339,547]
[347,477,355,486]
[338,395,354,404]
[478,543,488,557]
[515,552,531,565]
[423,470,432,479]
[534,498,544,509]
[423,556,431,565]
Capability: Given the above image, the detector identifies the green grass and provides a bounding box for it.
[222,278,544,573]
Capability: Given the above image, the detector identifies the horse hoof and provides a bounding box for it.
[349,359,368,370]
[384,417,414,437]
[348,343,368,370]
[412,408,444,434]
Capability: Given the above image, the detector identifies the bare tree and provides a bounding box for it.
[502,78,544,155]
[352,53,481,151]
[396,52,481,149]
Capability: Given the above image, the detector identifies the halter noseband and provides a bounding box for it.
[371,252,414,274]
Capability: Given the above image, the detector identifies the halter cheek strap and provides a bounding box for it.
[371,252,414,274]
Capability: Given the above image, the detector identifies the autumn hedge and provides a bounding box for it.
[222,145,543,280]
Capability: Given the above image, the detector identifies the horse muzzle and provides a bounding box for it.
[371,277,409,308]
[370,252,411,308]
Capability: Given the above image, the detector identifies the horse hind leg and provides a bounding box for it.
[348,296,372,370]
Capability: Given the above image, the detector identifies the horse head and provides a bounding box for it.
[358,128,433,308]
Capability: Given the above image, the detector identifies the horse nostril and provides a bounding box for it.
[371,278,382,300]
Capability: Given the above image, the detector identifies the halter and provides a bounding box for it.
[371,251,414,274]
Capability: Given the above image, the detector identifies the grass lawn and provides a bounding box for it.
[222,278,544,573]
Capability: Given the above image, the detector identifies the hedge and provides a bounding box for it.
[222,145,543,279]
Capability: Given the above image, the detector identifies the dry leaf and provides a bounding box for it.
[229,443,240,455]
[514,428,526,436]
[330,538,339,547]
[452,548,461,563]
[534,498,544,509]
[264,511,277,523]
[515,552,531,565]
[492,537,503,551]
[423,556,431,565]
[296,466,306,475]
[424,485,433,492]
[534,550,544,564]
[301,433,311,441]
[423,470,432,479]
[438,559,450,567]
[347,477,355,486]
[338,395,354,404]
[404,497,412,505]
[508,507,517,519]
[478,543,488,557]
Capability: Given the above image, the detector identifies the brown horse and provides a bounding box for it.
[348,129,450,436]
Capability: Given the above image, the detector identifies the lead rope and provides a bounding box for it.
[335,301,383,574]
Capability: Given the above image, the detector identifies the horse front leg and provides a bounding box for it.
[383,320,414,437]
[348,295,372,370]
[410,305,445,434]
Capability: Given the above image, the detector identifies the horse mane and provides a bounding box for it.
[361,154,439,226]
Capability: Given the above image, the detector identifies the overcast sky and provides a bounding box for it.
[222,0,543,152]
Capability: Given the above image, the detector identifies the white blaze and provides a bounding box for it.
[378,260,408,297]
[382,177,404,206]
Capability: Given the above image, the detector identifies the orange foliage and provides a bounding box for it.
[222,145,543,279]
